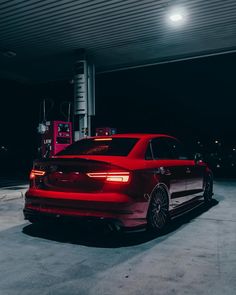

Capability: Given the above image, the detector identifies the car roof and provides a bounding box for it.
[90,133,175,140]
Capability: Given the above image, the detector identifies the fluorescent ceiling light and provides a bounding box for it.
[167,7,186,26]
[169,13,183,22]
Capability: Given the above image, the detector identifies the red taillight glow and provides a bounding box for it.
[86,172,130,183]
[30,169,46,179]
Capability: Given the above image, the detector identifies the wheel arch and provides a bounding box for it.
[147,182,171,215]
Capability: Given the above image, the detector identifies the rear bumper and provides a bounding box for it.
[24,189,148,228]
[23,208,124,229]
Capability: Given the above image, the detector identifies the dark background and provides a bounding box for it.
[0,52,236,177]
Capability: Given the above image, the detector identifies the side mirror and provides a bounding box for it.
[194,153,203,164]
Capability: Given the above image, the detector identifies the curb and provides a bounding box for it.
[0,186,28,202]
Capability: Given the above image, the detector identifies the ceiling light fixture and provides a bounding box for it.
[169,13,183,22]
[167,7,186,26]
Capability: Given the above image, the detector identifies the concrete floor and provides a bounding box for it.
[0,180,235,295]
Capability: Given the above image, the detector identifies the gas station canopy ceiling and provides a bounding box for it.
[1,0,236,82]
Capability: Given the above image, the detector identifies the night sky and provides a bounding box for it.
[0,51,236,169]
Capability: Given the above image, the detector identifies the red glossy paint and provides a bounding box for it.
[24,134,212,230]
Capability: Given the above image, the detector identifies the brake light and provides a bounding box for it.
[94,138,112,141]
[30,169,46,180]
[86,172,130,183]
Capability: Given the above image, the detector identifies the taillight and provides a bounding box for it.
[29,169,46,180]
[86,172,130,183]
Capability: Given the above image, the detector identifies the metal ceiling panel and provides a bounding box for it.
[0,0,236,82]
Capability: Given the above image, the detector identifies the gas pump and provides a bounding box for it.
[38,100,73,158]
[41,121,72,158]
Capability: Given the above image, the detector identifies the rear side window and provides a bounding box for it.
[57,138,139,156]
[168,139,188,159]
[150,138,189,160]
[151,138,172,159]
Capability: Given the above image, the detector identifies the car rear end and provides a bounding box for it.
[24,137,149,229]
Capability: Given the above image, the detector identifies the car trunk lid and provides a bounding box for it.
[31,157,129,193]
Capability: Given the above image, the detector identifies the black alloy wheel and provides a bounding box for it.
[147,186,169,233]
[203,174,213,204]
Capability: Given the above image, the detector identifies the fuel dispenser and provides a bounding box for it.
[37,100,73,158]
[41,121,72,158]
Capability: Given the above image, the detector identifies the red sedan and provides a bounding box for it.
[24,134,213,232]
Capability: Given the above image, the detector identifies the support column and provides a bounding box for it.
[73,52,95,141]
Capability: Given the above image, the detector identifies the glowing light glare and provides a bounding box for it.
[169,13,183,22]
[167,7,186,26]
[94,138,112,141]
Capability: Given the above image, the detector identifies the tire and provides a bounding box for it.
[147,186,169,233]
[203,174,213,204]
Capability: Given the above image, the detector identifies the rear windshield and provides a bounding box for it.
[57,138,139,156]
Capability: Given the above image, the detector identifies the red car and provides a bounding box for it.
[24,134,213,232]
